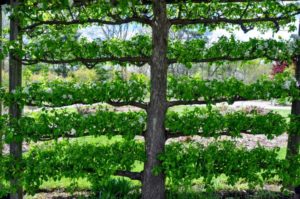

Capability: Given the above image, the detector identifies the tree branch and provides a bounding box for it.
[167,97,248,107]
[107,101,148,110]
[166,130,251,139]
[26,100,148,110]
[170,13,300,28]
[22,17,152,31]
[22,55,277,68]
[21,56,150,66]
[115,170,143,181]
[168,55,276,65]
[67,166,143,181]
[38,133,87,141]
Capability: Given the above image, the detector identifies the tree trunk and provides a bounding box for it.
[286,20,300,199]
[142,1,169,199]
[9,0,23,198]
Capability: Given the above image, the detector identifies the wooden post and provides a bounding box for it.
[9,0,23,198]
[286,19,300,199]
[0,2,3,158]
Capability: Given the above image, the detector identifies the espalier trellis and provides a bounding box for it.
[0,0,300,199]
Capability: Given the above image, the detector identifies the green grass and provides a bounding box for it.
[69,135,123,145]
[40,177,91,191]
[278,147,287,159]
[272,109,291,120]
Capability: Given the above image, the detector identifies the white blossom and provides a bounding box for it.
[37,3,43,8]
[68,0,73,6]
[70,128,76,135]
[45,88,53,94]
[74,83,81,89]
[23,87,30,95]
[264,42,269,48]
[138,116,144,124]
[257,45,264,51]
[283,80,291,90]
[48,123,57,128]
[111,8,117,14]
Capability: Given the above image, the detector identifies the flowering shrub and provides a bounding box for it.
[272,61,288,75]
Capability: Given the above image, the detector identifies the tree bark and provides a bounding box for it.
[9,0,23,198]
[142,1,169,199]
[286,20,300,199]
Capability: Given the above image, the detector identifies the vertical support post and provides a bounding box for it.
[0,3,3,158]
[286,19,300,199]
[9,0,23,198]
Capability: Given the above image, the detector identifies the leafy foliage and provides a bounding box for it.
[0,74,148,107]
[22,140,145,195]
[1,140,299,195]
[0,72,299,107]
[160,141,300,189]
[3,34,300,67]
[166,108,287,139]
[168,72,299,103]
[3,109,146,142]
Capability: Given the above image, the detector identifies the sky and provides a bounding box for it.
[79,16,300,43]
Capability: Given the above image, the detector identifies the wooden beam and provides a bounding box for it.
[9,0,23,198]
